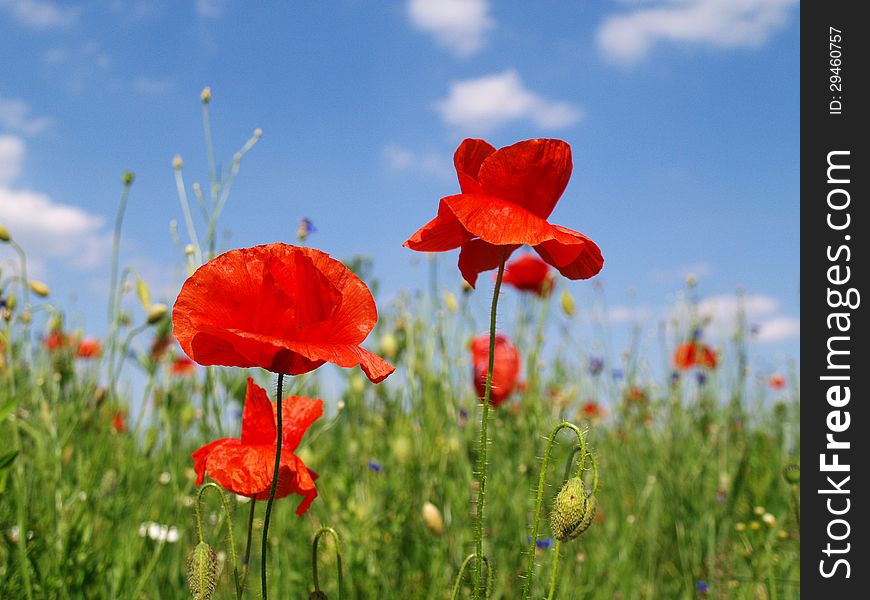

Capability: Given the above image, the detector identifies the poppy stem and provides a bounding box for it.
[473,248,507,600]
[195,482,242,600]
[312,526,344,599]
[261,372,284,600]
[240,497,256,590]
[451,553,491,600]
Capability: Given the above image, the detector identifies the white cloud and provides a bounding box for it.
[195,0,228,18]
[607,305,654,324]
[755,316,799,342]
[0,96,54,136]
[598,0,798,65]
[0,136,111,272]
[435,69,584,133]
[407,0,493,57]
[383,144,451,177]
[0,0,78,29]
[0,135,25,185]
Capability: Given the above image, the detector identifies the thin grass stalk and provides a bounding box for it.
[106,177,133,392]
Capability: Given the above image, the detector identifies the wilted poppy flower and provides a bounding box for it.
[501,254,554,297]
[471,333,521,407]
[192,378,321,515]
[173,243,394,382]
[769,374,786,390]
[76,338,102,359]
[403,138,603,287]
[673,342,717,370]
[170,356,196,376]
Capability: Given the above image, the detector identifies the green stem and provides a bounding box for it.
[546,540,562,600]
[261,373,285,600]
[174,166,203,265]
[106,179,132,392]
[194,483,242,599]
[9,240,32,363]
[312,527,344,599]
[131,539,166,599]
[522,422,589,600]
[202,101,218,209]
[451,554,491,600]
[240,498,256,591]
[473,249,507,600]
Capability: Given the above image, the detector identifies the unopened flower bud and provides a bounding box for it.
[122,171,135,186]
[28,280,50,297]
[422,502,444,535]
[443,291,459,313]
[783,464,800,485]
[550,477,597,542]
[185,244,196,255]
[187,541,218,600]
[0,224,10,242]
[200,86,212,104]
[380,333,397,360]
[173,154,184,170]
[147,303,168,324]
[253,127,263,138]
[560,290,575,317]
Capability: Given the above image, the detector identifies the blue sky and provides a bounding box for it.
[0,0,799,379]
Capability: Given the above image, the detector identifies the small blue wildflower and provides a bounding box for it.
[611,368,623,381]
[696,580,709,594]
[588,357,605,376]
[527,535,554,549]
[459,408,469,423]
[691,328,703,341]
[670,371,681,385]
[696,372,707,386]
[367,460,382,473]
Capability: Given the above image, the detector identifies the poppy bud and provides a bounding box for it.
[136,277,152,309]
[200,86,212,104]
[783,464,800,485]
[28,280,50,298]
[422,502,444,536]
[185,244,195,255]
[147,303,168,324]
[253,127,263,139]
[442,291,459,313]
[122,171,135,186]
[560,290,575,317]
[4,292,15,310]
[186,541,218,600]
[173,154,184,170]
[0,224,10,242]
[550,477,597,542]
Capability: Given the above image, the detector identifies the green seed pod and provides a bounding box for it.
[309,592,329,600]
[783,464,800,485]
[187,541,218,600]
[0,224,10,242]
[550,477,597,542]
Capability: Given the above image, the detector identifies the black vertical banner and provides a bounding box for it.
[802,2,868,596]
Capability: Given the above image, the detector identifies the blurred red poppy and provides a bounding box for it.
[192,378,321,515]
[173,243,394,382]
[581,401,605,420]
[111,411,126,433]
[673,342,717,370]
[404,138,603,287]
[44,332,71,352]
[769,374,786,390]
[76,338,102,359]
[502,254,554,297]
[471,333,521,407]
[170,356,196,376]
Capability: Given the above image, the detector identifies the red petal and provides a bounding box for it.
[275,341,395,383]
[533,225,604,280]
[454,138,496,195]
[502,254,552,295]
[240,378,276,445]
[477,139,572,220]
[442,194,561,246]
[403,211,473,252]
[192,439,231,486]
[252,454,318,515]
[457,240,519,288]
[201,441,276,496]
[277,395,322,452]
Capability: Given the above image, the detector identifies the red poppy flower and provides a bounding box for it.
[173,243,394,383]
[502,254,554,297]
[44,332,71,352]
[170,356,196,376]
[673,342,717,370]
[403,138,603,287]
[471,333,521,407]
[581,401,605,420]
[769,374,786,390]
[76,338,102,359]
[192,378,321,515]
[111,411,126,433]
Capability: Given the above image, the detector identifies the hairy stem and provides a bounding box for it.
[194,482,242,600]
[312,527,344,599]
[261,373,284,600]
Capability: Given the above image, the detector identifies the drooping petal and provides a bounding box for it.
[274,341,395,384]
[277,395,322,452]
[477,139,572,220]
[457,239,519,288]
[454,138,496,195]
[192,439,233,486]
[252,454,318,515]
[403,211,473,252]
[240,378,277,446]
[442,194,563,246]
[533,225,604,280]
[201,441,276,496]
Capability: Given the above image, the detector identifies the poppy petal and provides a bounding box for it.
[457,239,519,288]
[454,138,496,195]
[203,441,276,496]
[240,378,277,445]
[252,454,318,515]
[533,225,604,280]
[278,395,322,452]
[192,439,232,486]
[403,211,473,252]
[442,194,561,246]
[477,139,572,220]
[275,341,395,384]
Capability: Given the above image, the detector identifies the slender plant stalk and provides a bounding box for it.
[173,165,203,265]
[106,178,133,392]
[546,540,562,600]
[194,483,242,599]
[473,248,507,600]
[131,539,166,598]
[6,370,33,600]
[261,373,285,600]
[240,498,257,591]
[312,527,344,599]
[452,554,491,600]
[9,240,32,363]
